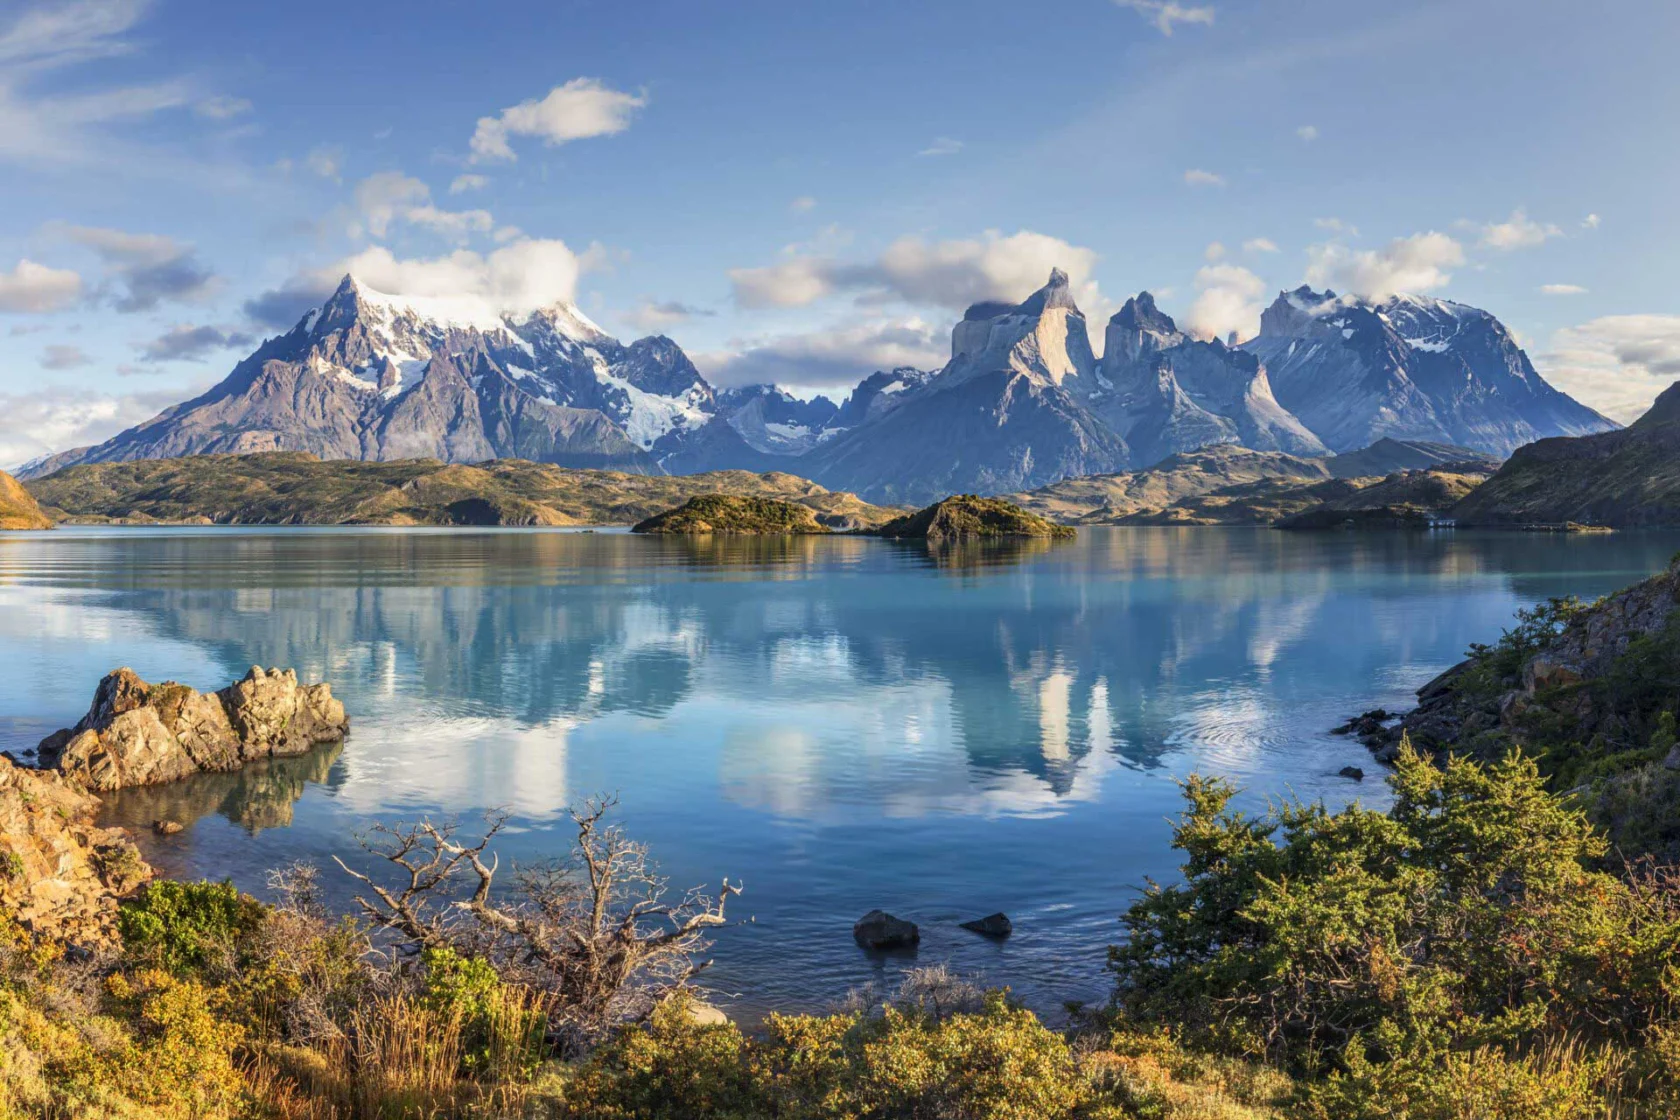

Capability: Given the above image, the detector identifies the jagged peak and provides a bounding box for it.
[1110,291,1178,334]
[1016,267,1080,317]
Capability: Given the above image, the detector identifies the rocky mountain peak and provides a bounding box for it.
[1105,291,1184,363]
[947,267,1094,390]
[1016,267,1079,316]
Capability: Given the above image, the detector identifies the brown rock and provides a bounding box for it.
[0,756,150,945]
[152,819,184,835]
[39,666,349,792]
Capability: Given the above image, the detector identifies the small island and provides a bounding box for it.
[631,494,836,535]
[872,495,1075,541]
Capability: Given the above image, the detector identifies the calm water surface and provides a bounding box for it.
[2,525,1676,1020]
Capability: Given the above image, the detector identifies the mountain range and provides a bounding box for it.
[20,270,1617,502]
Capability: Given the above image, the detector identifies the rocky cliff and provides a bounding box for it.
[0,468,52,529]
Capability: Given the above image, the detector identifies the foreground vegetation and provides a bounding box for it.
[6,739,1680,1118]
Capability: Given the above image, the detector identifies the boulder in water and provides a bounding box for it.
[853,909,920,950]
[959,912,1013,938]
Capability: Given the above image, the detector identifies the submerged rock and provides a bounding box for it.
[38,666,348,792]
[1338,766,1365,781]
[853,909,920,950]
[959,912,1013,939]
[0,755,150,945]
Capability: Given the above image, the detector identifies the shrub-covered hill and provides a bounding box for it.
[0,467,52,530]
[631,494,832,534]
[24,451,897,529]
[874,495,1076,541]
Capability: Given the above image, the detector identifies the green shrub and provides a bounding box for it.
[1109,742,1680,1091]
[117,878,267,976]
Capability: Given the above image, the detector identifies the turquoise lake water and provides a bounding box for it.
[2,525,1676,1020]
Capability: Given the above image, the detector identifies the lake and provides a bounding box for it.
[2,525,1675,1021]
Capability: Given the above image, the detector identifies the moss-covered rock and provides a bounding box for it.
[631,495,832,535]
[873,496,1075,541]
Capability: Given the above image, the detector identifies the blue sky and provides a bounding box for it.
[2,0,1678,466]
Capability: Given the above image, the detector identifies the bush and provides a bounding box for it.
[117,878,267,975]
[1109,742,1680,1105]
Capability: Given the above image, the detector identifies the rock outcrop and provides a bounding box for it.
[0,756,150,944]
[38,667,349,792]
[632,494,835,535]
[959,912,1013,938]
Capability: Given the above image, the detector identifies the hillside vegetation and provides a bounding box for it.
[0,468,51,530]
[25,452,899,529]
[1454,380,1680,527]
[631,495,832,534]
[874,495,1076,540]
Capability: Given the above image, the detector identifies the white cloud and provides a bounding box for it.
[449,173,489,194]
[917,137,963,157]
[623,299,713,333]
[337,237,592,319]
[1296,124,1318,142]
[1314,217,1359,237]
[1183,168,1225,187]
[305,145,342,181]
[1185,262,1266,342]
[38,343,91,370]
[789,195,816,213]
[1540,283,1587,296]
[193,95,250,120]
[0,258,83,312]
[729,229,1103,314]
[0,384,186,469]
[697,315,945,392]
[1538,315,1680,424]
[1243,237,1279,254]
[1113,0,1215,36]
[1305,231,1464,299]
[1203,241,1226,261]
[1474,208,1562,252]
[1582,213,1601,230]
[352,172,491,243]
[469,77,646,163]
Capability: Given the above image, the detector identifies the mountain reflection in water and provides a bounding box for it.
[2,524,1677,1019]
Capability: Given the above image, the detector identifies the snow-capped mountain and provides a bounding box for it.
[1244,286,1616,455]
[1091,292,1327,467]
[23,276,725,477]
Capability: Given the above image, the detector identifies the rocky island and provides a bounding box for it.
[872,495,1075,541]
[633,494,871,534]
[38,666,349,792]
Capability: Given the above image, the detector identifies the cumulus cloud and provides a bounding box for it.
[58,223,217,311]
[624,299,714,333]
[1113,0,1215,35]
[0,384,186,469]
[1305,231,1465,299]
[917,137,962,157]
[194,95,250,120]
[38,343,91,369]
[1474,208,1563,251]
[352,172,492,242]
[1185,262,1266,342]
[139,323,253,362]
[1296,124,1318,142]
[1582,213,1601,229]
[448,173,489,194]
[1243,237,1279,254]
[1537,315,1680,424]
[729,229,1102,315]
[337,237,593,318]
[1183,168,1225,187]
[1540,283,1587,296]
[469,78,646,163]
[0,258,83,312]
[697,316,945,392]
